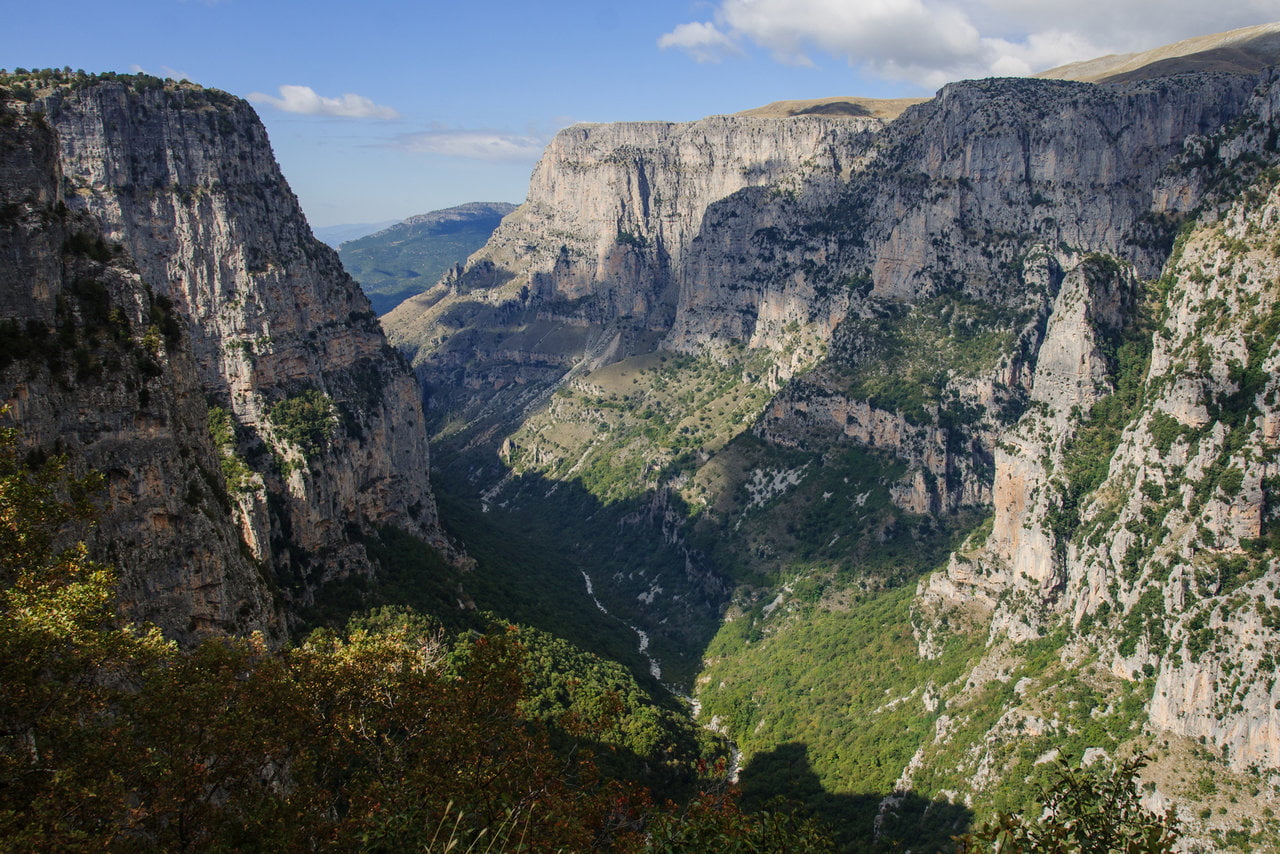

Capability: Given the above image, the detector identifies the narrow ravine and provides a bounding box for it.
[580,570,662,680]
[580,570,743,782]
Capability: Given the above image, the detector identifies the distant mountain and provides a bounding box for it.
[1037,20,1280,83]
[338,203,517,315]
[733,95,926,120]
[312,219,398,247]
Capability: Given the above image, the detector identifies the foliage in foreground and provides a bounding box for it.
[0,424,830,852]
[956,754,1179,854]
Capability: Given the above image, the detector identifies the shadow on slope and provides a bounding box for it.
[431,459,724,694]
[740,743,972,853]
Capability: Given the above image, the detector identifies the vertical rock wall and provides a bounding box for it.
[1,74,449,638]
[41,80,446,601]
[0,94,281,643]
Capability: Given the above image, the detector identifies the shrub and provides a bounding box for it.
[956,754,1179,853]
[267,390,336,459]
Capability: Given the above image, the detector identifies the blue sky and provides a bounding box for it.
[4,0,1280,227]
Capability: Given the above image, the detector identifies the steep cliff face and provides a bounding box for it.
[394,115,879,329]
[1,72,448,638]
[386,114,882,399]
[387,54,1280,842]
[49,79,446,590]
[918,72,1280,780]
[0,93,280,643]
[666,73,1255,347]
[391,72,1259,520]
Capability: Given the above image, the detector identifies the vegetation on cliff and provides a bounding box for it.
[0,422,843,851]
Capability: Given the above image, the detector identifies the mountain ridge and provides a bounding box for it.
[1037,20,1280,83]
[383,35,1280,847]
[313,219,397,247]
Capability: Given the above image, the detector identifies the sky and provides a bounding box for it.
[4,0,1280,227]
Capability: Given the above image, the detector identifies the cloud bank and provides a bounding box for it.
[658,0,1280,87]
[391,129,548,162]
[658,22,746,62]
[248,85,400,119]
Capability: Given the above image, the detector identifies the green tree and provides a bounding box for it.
[956,754,1178,854]
[267,389,337,458]
[0,423,831,851]
[0,424,172,848]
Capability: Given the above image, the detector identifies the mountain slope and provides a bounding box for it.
[384,38,1280,849]
[339,202,515,315]
[1038,21,1280,83]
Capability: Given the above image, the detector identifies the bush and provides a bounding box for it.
[956,754,1178,853]
[267,390,336,458]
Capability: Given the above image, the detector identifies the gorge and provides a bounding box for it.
[384,25,1280,850]
[6,22,1280,850]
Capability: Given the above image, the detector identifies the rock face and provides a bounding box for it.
[386,115,882,374]
[387,48,1280,828]
[390,72,1258,518]
[919,70,1280,773]
[0,73,447,642]
[0,88,281,643]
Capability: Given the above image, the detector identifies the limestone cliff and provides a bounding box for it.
[1,72,448,640]
[917,71,1280,778]
[390,72,1258,520]
[386,114,881,389]
[386,48,1280,839]
[0,90,280,643]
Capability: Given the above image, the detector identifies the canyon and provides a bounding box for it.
[6,22,1280,849]
[385,27,1280,849]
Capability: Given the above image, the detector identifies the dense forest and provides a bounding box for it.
[0,417,1187,850]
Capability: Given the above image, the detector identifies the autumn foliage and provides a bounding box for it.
[0,426,830,852]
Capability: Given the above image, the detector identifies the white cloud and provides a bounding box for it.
[657,22,744,62]
[129,63,193,82]
[659,0,1280,87]
[392,129,548,162]
[247,85,399,119]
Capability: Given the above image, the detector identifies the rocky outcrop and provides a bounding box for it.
[0,91,280,643]
[921,69,1280,772]
[1,72,448,639]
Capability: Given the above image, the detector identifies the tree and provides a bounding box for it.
[0,424,172,848]
[0,424,831,851]
[956,754,1179,854]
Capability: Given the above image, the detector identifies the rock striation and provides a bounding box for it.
[918,69,1280,773]
[386,46,1280,825]
[389,70,1258,520]
[0,72,448,642]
